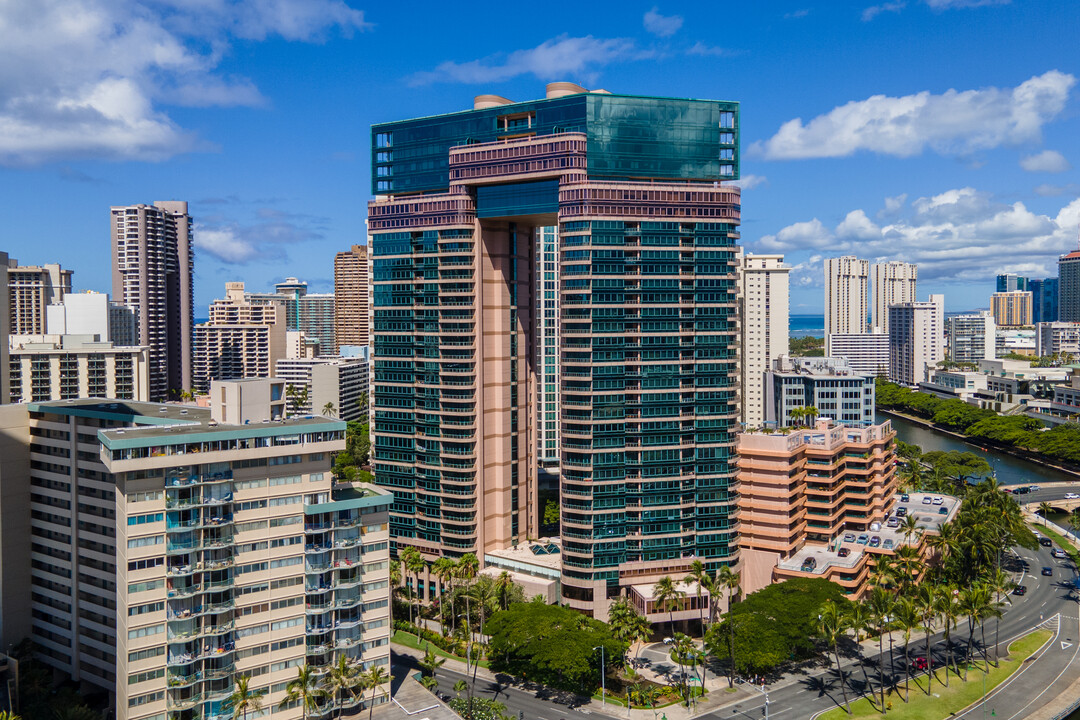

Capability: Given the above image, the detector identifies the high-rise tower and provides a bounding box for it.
[825,256,869,354]
[1059,248,1080,322]
[335,245,370,351]
[110,201,193,401]
[738,252,789,428]
[871,261,917,333]
[369,84,742,619]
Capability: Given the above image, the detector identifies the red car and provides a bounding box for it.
[911,657,929,671]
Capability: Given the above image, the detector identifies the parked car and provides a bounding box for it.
[838,547,851,558]
[1040,537,1053,547]
[883,539,895,550]
[1013,585,1027,596]
[801,558,818,572]
[922,496,933,504]
[932,497,944,505]
[911,656,929,671]
[869,536,881,548]
[857,534,869,545]
[938,507,948,515]
[897,507,908,517]
[1042,567,1053,576]
[886,517,900,528]
[843,532,856,543]
[1053,548,1068,559]
[901,493,910,502]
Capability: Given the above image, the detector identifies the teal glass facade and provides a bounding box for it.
[372,94,739,195]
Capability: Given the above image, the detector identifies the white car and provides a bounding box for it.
[932,497,943,505]
[1065,492,1079,500]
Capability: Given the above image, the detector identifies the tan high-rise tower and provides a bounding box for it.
[110,201,193,401]
[334,244,369,351]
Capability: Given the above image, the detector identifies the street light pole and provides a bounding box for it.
[593,645,606,705]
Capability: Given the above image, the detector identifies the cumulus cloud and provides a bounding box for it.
[195,206,326,264]
[862,2,906,21]
[0,0,368,165]
[747,187,1080,284]
[643,7,683,37]
[409,35,640,86]
[752,70,1075,160]
[730,174,768,190]
[879,193,908,218]
[1020,150,1072,173]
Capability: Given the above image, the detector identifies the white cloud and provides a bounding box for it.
[862,2,906,21]
[0,0,367,165]
[643,7,683,37]
[730,174,768,190]
[784,9,810,19]
[409,35,640,85]
[752,70,1076,160]
[195,204,326,264]
[196,226,260,264]
[879,193,908,218]
[747,187,1080,284]
[1020,150,1072,173]
[686,42,730,57]
[924,0,1009,8]
[1034,183,1080,197]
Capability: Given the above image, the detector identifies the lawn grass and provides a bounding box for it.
[391,630,491,668]
[1032,521,1080,566]
[818,628,1051,720]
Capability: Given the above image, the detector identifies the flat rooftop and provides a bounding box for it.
[778,491,961,575]
[485,538,563,571]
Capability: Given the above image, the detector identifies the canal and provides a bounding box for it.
[878,412,1078,487]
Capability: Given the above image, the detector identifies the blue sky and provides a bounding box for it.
[0,0,1077,314]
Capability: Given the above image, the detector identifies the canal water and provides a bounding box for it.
[877,412,1077,487]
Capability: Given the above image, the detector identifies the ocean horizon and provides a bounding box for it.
[790,314,825,338]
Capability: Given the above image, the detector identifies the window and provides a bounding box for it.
[128,579,164,594]
[269,556,302,569]
[127,513,163,526]
[128,646,165,663]
[268,495,301,507]
[128,624,164,640]
[128,535,163,549]
[129,601,164,616]
[719,111,735,128]
[129,668,164,685]
[270,617,302,631]
[128,557,164,572]
[376,132,392,148]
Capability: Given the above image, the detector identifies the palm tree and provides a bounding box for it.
[399,546,424,626]
[419,648,446,680]
[420,675,438,692]
[914,584,938,693]
[453,680,467,698]
[357,390,369,414]
[280,664,326,720]
[432,556,455,633]
[893,597,921,702]
[652,576,684,629]
[494,570,516,611]
[894,545,922,592]
[900,515,922,546]
[988,568,1014,667]
[936,586,960,687]
[683,559,712,634]
[716,565,741,688]
[818,600,852,715]
[323,655,358,719]
[1039,502,1053,526]
[361,666,391,720]
[468,575,498,645]
[627,613,654,668]
[1069,509,1080,539]
[671,633,695,707]
[867,587,894,709]
[228,675,264,720]
[322,401,336,417]
[846,602,878,707]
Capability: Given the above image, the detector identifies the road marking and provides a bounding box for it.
[1062,641,1073,650]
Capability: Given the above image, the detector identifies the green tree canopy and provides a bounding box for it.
[922,450,992,483]
[485,602,626,692]
[704,578,850,674]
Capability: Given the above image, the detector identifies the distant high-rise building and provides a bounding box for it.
[826,333,890,376]
[299,293,336,356]
[1035,322,1080,358]
[0,251,10,402]
[275,356,369,421]
[8,335,149,403]
[888,294,944,385]
[1030,277,1059,324]
[1059,250,1080,322]
[990,291,1033,327]
[825,256,869,353]
[996,273,1029,293]
[193,282,287,392]
[7,260,72,334]
[534,227,560,470]
[739,252,790,428]
[273,276,307,328]
[947,311,996,363]
[871,261,917,333]
[110,201,194,401]
[334,245,369,351]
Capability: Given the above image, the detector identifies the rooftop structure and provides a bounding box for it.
[766,356,876,428]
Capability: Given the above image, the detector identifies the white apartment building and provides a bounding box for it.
[194,283,288,393]
[9,334,150,403]
[739,252,790,427]
[888,294,945,385]
[275,357,369,422]
[8,260,72,335]
[871,261,917,333]
[1036,322,1080,357]
[825,333,889,376]
[825,256,869,354]
[1,386,392,720]
[947,311,997,363]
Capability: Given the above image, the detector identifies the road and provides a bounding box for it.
[391,542,1080,720]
